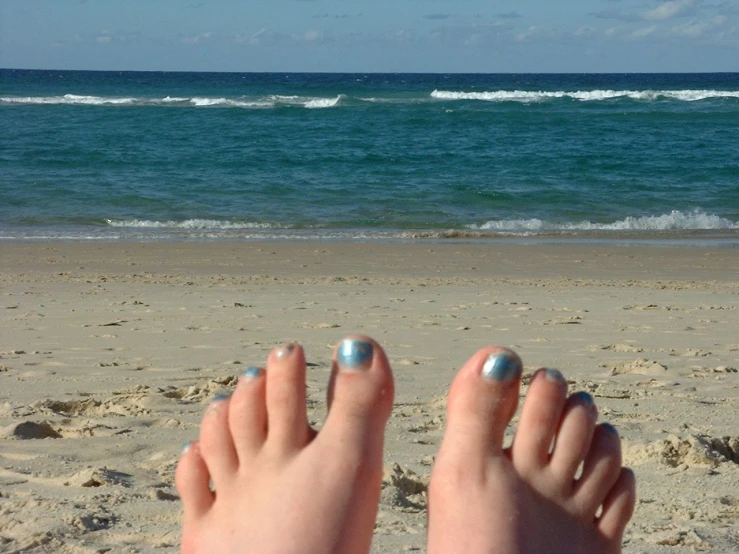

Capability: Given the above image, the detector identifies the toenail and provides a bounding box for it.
[337,339,373,371]
[543,368,564,381]
[211,393,230,403]
[601,422,619,436]
[182,441,193,454]
[572,391,594,406]
[242,366,263,379]
[275,343,296,358]
[481,352,522,382]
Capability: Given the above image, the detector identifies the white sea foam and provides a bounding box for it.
[0,94,137,105]
[431,89,739,103]
[305,95,342,109]
[4,89,737,107]
[106,219,275,229]
[469,210,739,233]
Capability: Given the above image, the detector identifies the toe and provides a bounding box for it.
[264,343,311,453]
[317,336,395,554]
[228,367,268,464]
[198,395,239,491]
[510,368,568,474]
[573,423,624,517]
[598,467,637,543]
[175,441,215,522]
[547,390,598,484]
[442,347,523,464]
[322,336,395,453]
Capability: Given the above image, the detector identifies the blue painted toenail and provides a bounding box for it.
[601,422,619,436]
[572,391,594,406]
[337,339,373,371]
[544,368,564,381]
[182,441,192,454]
[275,343,295,358]
[481,352,521,381]
[212,393,230,403]
[242,366,263,379]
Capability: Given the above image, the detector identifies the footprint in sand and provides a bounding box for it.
[0,420,62,440]
[160,375,238,403]
[625,434,739,468]
[601,344,644,353]
[608,358,667,376]
[380,463,429,513]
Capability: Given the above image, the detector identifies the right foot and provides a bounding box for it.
[175,336,394,554]
[427,347,636,554]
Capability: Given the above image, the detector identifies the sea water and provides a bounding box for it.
[2,70,738,243]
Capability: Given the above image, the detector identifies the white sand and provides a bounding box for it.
[1,242,738,553]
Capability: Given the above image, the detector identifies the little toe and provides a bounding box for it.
[442,347,523,463]
[573,423,624,516]
[547,390,598,484]
[228,366,268,463]
[175,441,215,522]
[264,342,312,453]
[198,395,239,490]
[510,368,568,473]
[598,467,637,543]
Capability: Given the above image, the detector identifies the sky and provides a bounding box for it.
[1,0,738,73]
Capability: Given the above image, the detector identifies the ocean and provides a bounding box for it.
[2,69,738,244]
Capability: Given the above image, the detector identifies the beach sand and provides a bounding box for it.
[1,242,738,553]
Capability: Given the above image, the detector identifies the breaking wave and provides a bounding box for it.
[469,210,739,233]
[431,89,739,103]
[0,93,345,109]
[105,219,277,229]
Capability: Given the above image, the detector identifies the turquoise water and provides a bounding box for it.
[2,70,738,242]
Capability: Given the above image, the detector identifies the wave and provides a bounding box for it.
[468,210,739,233]
[0,93,344,109]
[105,219,277,229]
[431,89,739,103]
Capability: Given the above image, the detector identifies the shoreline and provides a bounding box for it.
[2,240,739,282]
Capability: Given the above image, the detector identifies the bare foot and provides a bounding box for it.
[175,336,394,554]
[427,347,636,554]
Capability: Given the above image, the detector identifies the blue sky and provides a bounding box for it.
[1,0,737,72]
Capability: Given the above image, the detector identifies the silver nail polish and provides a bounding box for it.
[481,352,522,381]
[572,391,594,406]
[275,343,295,358]
[337,339,373,371]
[242,366,263,379]
[601,422,619,435]
[544,368,564,381]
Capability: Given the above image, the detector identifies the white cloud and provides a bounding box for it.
[668,15,727,37]
[573,25,597,37]
[181,32,212,45]
[245,29,287,47]
[92,30,138,45]
[303,29,325,42]
[515,25,538,42]
[641,0,696,22]
[631,25,657,39]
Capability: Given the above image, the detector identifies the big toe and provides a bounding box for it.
[320,336,395,455]
[441,347,523,465]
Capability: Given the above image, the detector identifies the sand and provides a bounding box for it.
[1,241,738,553]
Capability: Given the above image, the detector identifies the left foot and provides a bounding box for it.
[175,336,395,554]
[427,347,636,554]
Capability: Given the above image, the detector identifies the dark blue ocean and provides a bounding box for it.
[2,70,738,243]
